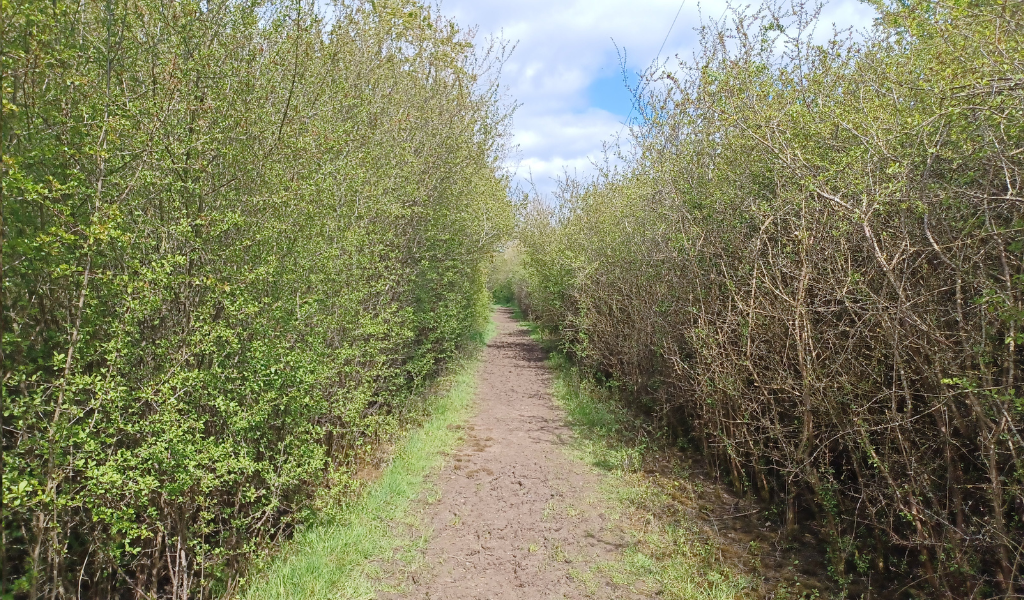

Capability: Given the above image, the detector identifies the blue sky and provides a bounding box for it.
[587,70,639,117]
[439,0,878,196]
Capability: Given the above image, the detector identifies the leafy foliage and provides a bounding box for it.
[512,1,1024,596]
[1,0,513,597]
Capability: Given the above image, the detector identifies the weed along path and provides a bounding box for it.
[380,308,644,599]
[247,308,757,599]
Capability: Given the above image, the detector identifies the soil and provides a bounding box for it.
[379,308,839,600]
[379,308,643,599]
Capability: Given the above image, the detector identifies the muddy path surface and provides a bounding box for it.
[379,308,643,600]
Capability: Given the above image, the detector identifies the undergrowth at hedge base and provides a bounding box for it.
[545,351,753,600]
[241,322,490,600]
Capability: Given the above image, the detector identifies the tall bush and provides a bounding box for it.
[1,0,513,596]
[515,1,1024,595]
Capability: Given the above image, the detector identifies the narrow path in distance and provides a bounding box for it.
[380,308,642,600]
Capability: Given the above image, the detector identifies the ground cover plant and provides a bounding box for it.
[509,0,1024,596]
[241,332,488,600]
[1,0,513,597]
[548,350,754,600]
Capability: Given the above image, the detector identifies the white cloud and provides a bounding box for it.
[440,0,877,196]
[510,109,626,191]
[514,109,622,158]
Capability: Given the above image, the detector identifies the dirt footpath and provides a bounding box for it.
[381,308,640,600]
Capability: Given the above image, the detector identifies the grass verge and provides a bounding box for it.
[240,318,494,600]
[524,330,754,599]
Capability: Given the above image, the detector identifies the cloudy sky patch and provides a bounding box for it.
[441,0,877,195]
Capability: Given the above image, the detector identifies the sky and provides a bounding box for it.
[439,0,879,196]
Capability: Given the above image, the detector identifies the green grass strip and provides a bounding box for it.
[550,366,752,600]
[517,322,752,599]
[242,332,488,600]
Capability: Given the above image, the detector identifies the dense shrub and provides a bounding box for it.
[1,0,513,597]
[514,1,1024,595]
[486,241,524,305]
